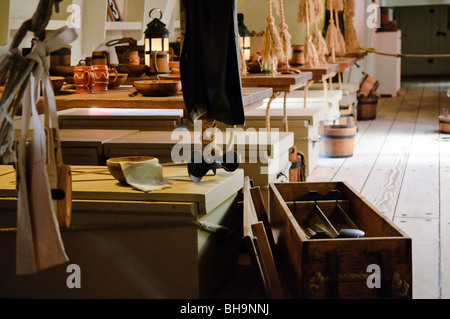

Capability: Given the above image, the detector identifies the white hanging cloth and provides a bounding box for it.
[16,26,77,275]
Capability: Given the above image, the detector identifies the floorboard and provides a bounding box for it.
[307,78,450,299]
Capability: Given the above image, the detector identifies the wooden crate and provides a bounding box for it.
[57,108,184,131]
[0,164,243,299]
[243,107,324,176]
[269,181,413,299]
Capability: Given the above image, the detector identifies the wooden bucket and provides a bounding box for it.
[440,109,450,134]
[291,45,305,67]
[319,124,357,158]
[359,73,379,97]
[357,95,378,120]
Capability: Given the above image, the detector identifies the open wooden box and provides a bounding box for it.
[269,181,412,299]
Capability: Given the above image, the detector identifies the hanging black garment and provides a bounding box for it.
[179,0,245,126]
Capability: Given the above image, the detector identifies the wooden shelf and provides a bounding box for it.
[105,21,143,31]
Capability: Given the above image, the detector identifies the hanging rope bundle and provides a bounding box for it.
[325,0,346,62]
[311,0,328,65]
[277,0,292,64]
[326,0,344,12]
[298,0,320,68]
[262,0,285,75]
[298,0,316,24]
[344,0,360,53]
[312,24,329,64]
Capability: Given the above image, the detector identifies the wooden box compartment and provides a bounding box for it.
[269,181,412,299]
[0,165,243,299]
[243,107,324,176]
[57,108,184,131]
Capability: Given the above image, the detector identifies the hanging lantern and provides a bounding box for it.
[238,13,252,61]
[144,8,170,74]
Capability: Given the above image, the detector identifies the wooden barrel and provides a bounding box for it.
[319,124,357,158]
[50,45,71,67]
[291,45,305,67]
[357,95,378,120]
[440,116,450,134]
[359,73,379,97]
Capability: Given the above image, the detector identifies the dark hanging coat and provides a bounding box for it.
[179,0,245,126]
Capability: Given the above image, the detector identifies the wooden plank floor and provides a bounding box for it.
[307,77,450,299]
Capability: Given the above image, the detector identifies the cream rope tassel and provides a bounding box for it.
[298,0,315,24]
[277,0,292,66]
[304,0,320,68]
[334,6,346,56]
[326,0,344,12]
[344,0,360,53]
[312,22,329,65]
[262,0,285,75]
[325,0,345,62]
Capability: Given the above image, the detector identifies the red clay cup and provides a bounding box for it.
[93,65,118,91]
[74,65,94,94]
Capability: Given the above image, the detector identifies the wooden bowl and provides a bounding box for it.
[157,74,181,81]
[108,73,128,89]
[134,80,182,97]
[107,156,156,184]
[50,65,74,76]
[51,76,66,93]
[115,64,148,77]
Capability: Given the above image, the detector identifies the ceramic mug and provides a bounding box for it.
[92,65,118,91]
[74,66,94,94]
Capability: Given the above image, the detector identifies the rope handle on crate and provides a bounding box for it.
[309,271,410,297]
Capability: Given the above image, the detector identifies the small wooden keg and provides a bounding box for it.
[50,45,71,67]
[291,45,305,67]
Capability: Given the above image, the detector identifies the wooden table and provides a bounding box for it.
[33,86,273,114]
[241,72,313,93]
[329,57,358,73]
[295,63,340,82]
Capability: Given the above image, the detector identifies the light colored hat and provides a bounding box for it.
[119,157,171,192]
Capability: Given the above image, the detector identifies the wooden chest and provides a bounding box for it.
[14,128,139,166]
[103,130,293,199]
[0,165,243,299]
[309,82,359,109]
[269,181,412,299]
[243,107,324,176]
[57,108,184,131]
[59,129,139,165]
[269,89,342,124]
